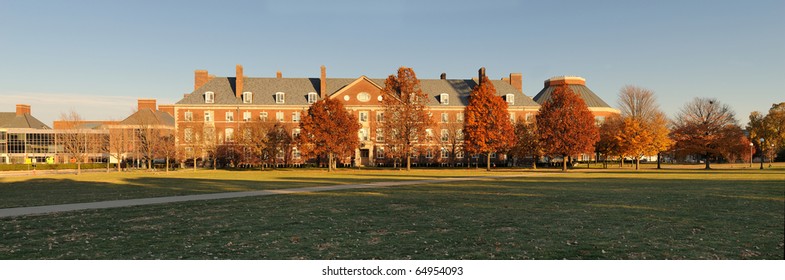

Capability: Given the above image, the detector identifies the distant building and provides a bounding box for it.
[0,104,54,164]
[532,76,621,124]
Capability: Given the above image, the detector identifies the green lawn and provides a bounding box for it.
[1,167,783,259]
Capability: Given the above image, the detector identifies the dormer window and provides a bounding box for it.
[440,93,449,105]
[275,92,285,104]
[307,92,318,104]
[505,94,514,106]
[205,91,214,104]
[242,92,253,104]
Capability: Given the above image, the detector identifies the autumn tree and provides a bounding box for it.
[437,119,465,167]
[380,67,434,171]
[266,122,293,168]
[57,110,89,175]
[716,125,752,166]
[596,114,624,167]
[108,126,129,172]
[463,69,515,171]
[536,85,599,171]
[614,86,672,170]
[510,118,541,169]
[238,119,273,170]
[747,102,785,161]
[671,97,738,169]
[157,132,176,173]
[299,99,361,172]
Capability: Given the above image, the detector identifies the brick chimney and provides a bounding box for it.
[236,64,244,99]
[195,70,209,90]
[138,99,157,111]
[440,73,446,80]
[276,71,282,79]
[320,65,327,99]
[478,67,486,85]
[16,104,31,115]
[509,73,522,92]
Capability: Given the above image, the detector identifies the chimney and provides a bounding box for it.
[478,67,486,85]
[440,73,446,80]
[320,65,327,99]
[138,99,157,111]
[195,70,209,90]
[16,104,31,115]
[158,105,174,116]
[236,64,244,99]
[276,71,282,79]
[509,73,522,92]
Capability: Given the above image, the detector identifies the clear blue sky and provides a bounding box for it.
[2,0,783,125]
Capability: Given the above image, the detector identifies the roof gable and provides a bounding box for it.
[0,112,51,129]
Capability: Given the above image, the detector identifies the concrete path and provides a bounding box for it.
[0,175,523,218]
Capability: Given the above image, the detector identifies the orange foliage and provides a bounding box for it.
[536,85,599,170]
[464,75,515,170]
[298,98,361,171]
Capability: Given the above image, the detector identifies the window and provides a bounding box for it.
[510,112,516,123]
[184,111,193,121]
[205,92,214,103]
[490,153,497,158]
[292,112,300,123]
[293,147,301,159]
[441,148,449,159]
[242,92,253,103]
[506,94,514,105]
[441,113,449,123]
[441,129,449,142]
[456,129,464,141]
[276,112,284,122]
[275,92,285,104]
[243,128,251,140]
[243,111,252,122]
[292,128,300,139]
[204,111,213,123]
[359,128,369,141]
[440,93,449,105]
[525,113,534,123]
[359,111,368,123]
[376,112,384,122]
[595,116,606,126]
[308,92,318,104]
[357,92,370,102]
[376,128,384,142]
[456,113,464,122]
[226,111,234,122]
[184,128,193,143]
[425,149,433,159]
[260,112,268,121]
[225,128,234,142]
[456,150,464,159]
[376,146,385,159]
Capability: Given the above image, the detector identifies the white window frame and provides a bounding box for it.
[307,92,318,104]
[205,91,214,104]
[441,112,449,123]
[510,112,516,123]
[184,111,193,121]
[376,112,384,122]
[293,147,301,159]
[225,128,234,142]
[359,128,369,141]
[440,93,449,105]
[376,128,384,142]
[242,92,253,104]
[276,111,284,122]
[292,128,301,139]
[292,112,300,123]
[243,111,252,122]
[359,111,369,123]
[204,111,213,123]
[425,149,433,159]
[441,148,449,159]
[506,94,514,106]
[456,113,464,122]
[184,128,193,143]
[456,150,464,159]
[376,146,385,159]
[275,92,285,104]
[441,129,449,142]
[260,112,268,121]
[225,111,234,122]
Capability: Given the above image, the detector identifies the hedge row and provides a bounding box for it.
[0,163,110,171]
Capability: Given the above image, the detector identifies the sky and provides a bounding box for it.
[1,0,783,126]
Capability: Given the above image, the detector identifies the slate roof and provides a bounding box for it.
[177,76,540,108]
[0,112,51,129]
[119,109,175,127]
[532,84,613,108]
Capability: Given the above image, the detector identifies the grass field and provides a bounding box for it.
[1,165,783,259]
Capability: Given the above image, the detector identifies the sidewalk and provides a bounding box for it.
[0,175,523,218]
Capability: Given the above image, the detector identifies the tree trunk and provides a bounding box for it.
[704,152,710,169]
[165,156,170,174]
[328,153,333,172]
[213,158,217,170]
[77,162,81,175]
[635,157,640,170]
[406,154,411,171]
[532,156,537,169]
[486,152,492,171]
[106,160,110,173]
[562,155,567,172]
[194,157,198,172]
[657,152,661,169]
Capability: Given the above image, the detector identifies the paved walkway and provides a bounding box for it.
[0,175,523,218]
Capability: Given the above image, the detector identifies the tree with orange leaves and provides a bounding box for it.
[380,67,433,171]
[464,69,515,171]
[536,85,599,171]
[298,98,361,172]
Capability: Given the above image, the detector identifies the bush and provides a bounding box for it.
[0,163,110,171]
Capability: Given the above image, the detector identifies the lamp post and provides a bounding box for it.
[771,144,775,167]
[749,142,754,168]
[759,138,764,170]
